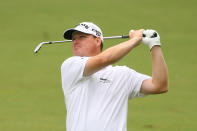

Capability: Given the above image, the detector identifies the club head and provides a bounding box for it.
[34,42,49,53]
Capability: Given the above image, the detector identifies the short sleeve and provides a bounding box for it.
[61,56,89,94]
[127,68,151,99]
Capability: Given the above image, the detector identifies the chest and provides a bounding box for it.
[81,70,129,98]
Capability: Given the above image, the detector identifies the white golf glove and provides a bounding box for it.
[142,29,161,50]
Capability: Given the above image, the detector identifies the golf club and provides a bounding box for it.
[34,33,157,53]
[34,35,131,53]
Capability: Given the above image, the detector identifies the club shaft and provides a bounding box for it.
[50,35,129,44]
[34,35,129,53]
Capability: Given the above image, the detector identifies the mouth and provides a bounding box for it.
[74,46,81,49]
[73,45,82,52]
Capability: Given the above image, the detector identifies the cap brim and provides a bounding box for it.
[63,29,76,40]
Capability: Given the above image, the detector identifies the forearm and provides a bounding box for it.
[98,38,140,65]
[151,46,168,91]
[83,29,144,76]
[83,38,140,76]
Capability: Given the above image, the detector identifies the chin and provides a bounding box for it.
[73,50,89,57]
[73,52,83,56]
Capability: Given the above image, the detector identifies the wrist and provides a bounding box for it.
[150,45,161,52]
[132,37,142,43]
[128,37,141,48]
[149,42,161,50]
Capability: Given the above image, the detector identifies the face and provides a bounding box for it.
[72,31,101,56]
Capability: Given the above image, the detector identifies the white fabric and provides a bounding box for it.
[142,29,161,50]
[61,56,151,131]
[64,22,103,41]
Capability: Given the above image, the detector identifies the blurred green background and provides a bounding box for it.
[0,0,197,130]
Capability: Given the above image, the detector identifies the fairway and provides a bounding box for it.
[0,0,197,130]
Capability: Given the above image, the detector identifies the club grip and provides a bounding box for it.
[122,35,129,38]
[122,34,146,38]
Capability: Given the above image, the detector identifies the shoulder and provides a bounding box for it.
[61,56,89,69]
[62,56,84,65]
[110,65,146,80]
[112,65,135,73]
[100,65,134,78]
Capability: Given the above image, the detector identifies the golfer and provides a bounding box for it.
[61,22,168,131]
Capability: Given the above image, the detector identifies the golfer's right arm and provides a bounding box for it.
[83,30,144,76]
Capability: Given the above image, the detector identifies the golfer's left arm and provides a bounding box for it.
[140,31,168,94]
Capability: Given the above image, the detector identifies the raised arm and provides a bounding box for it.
[83,30,144,76]
[140,46,168,94]
[140,30,168,94]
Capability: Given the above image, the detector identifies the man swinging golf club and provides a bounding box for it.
[61,22,168,131]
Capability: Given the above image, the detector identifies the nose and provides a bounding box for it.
[72,38,81,48]
[72,39,78,45]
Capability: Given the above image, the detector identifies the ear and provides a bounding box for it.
[96,37,102,48]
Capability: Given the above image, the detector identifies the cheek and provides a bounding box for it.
[84,43,95,51]
[87,39,97,47]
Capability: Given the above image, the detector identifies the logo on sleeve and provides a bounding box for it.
[99,78,111,83]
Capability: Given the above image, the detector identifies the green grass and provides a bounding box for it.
[0,0,197,130]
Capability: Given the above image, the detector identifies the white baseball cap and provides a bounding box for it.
[63,22,103,42]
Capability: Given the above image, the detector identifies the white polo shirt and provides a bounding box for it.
[61,56,150,131]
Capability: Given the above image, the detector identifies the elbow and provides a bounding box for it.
[153,86,168,94]
[163,80,169,93]
[156,82,169,94]
[151,78,168,94]
[164,84,169,93]
[160,87,168,93]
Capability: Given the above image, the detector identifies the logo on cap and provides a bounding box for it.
[63,22,103,41]
[77,23,102,37]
